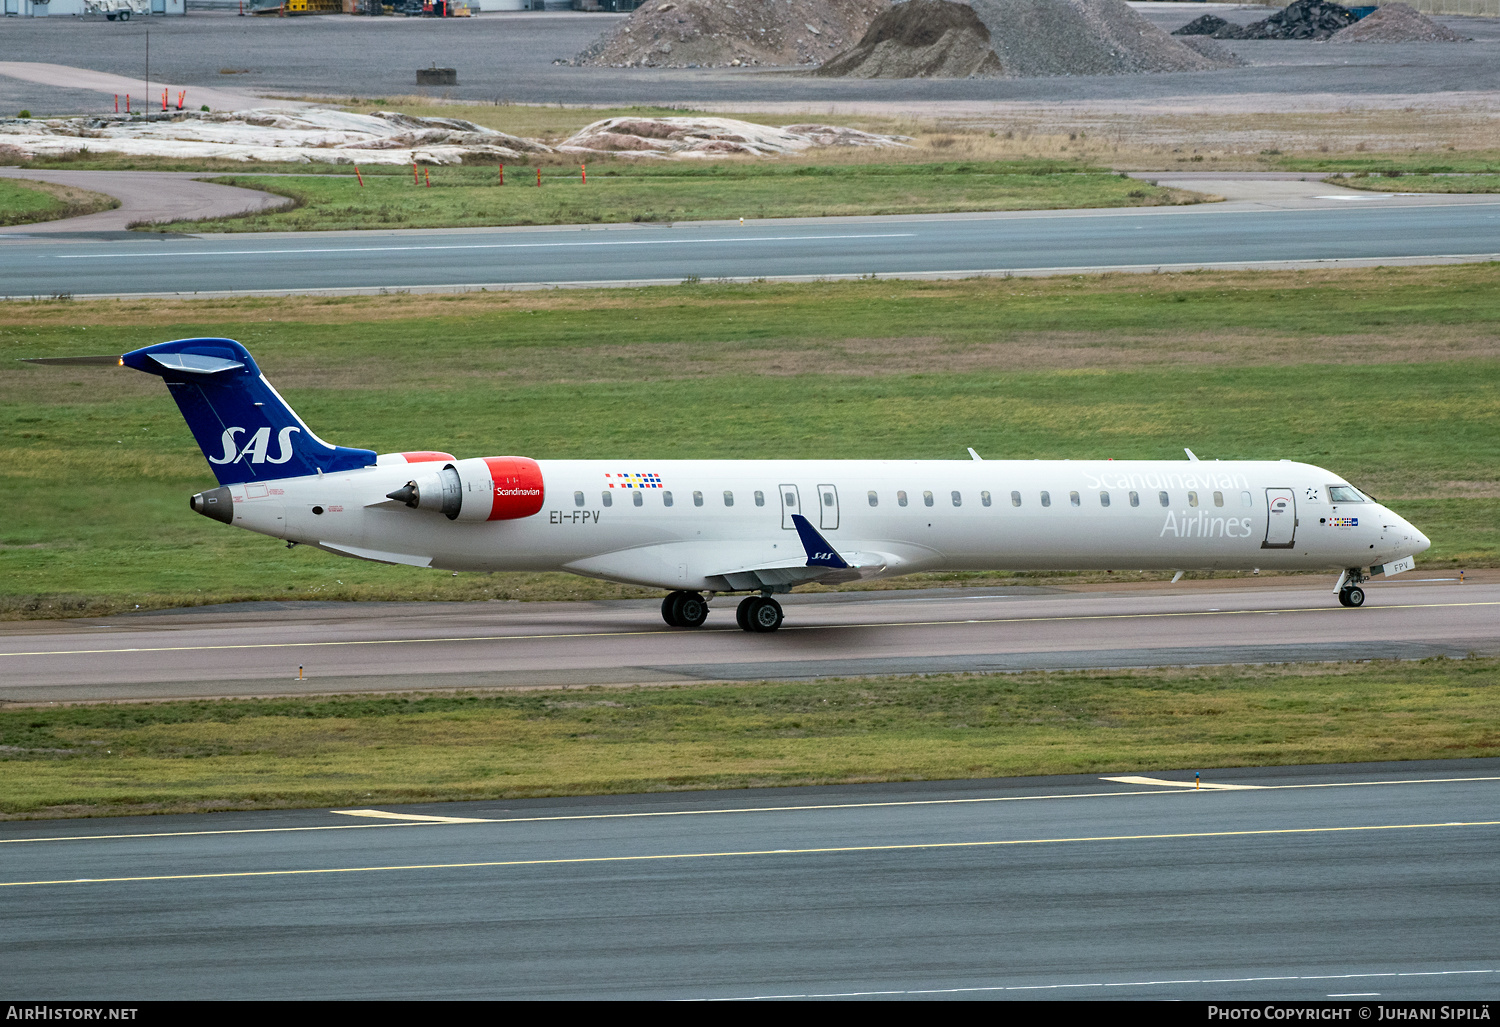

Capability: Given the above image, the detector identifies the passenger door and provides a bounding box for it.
[817,484,839,530]
[779,483,801,530]
[1262,488,1296,549]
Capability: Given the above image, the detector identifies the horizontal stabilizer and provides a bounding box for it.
[20,355,122,366]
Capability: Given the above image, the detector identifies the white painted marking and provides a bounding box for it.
[1101,775,1263,791]
[709,968,1496,1001]
[330,808,491,824]
[54,232,916,260]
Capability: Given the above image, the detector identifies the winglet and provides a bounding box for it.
[967,447,983,461]
[790,514,850,569]
[1184,448,1200,462]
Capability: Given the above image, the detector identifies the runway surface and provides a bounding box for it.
[2,578,1494,704]
[2,189,1499,298]
[3,761,1497,999]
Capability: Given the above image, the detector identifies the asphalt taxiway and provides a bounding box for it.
[1,578,1493,704]
[2,761,1496,999]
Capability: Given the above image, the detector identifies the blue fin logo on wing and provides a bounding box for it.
[791,514,850,569]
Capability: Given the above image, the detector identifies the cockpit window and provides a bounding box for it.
[1328,485,1365,503]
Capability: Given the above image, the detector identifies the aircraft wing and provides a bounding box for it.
[704,515,890,590]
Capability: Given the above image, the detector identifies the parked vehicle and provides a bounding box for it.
[86,0,151,20]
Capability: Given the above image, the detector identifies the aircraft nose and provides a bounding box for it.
[1411,525,1432,555]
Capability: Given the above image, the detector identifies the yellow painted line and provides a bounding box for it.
[4,599,1498,659]
[3,820,1496,889]
[4,776,1497,845]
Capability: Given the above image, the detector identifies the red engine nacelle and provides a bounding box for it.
[481,456,545,521]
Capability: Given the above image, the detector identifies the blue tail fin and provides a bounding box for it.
[123,338,375,486]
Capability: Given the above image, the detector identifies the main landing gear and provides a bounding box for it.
[659,590,785,632]
[1335,568,1367,608]
[736,595,784,633]
[661,590,710,628]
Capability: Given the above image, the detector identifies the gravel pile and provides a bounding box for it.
[1329,2,1467,41]
[818,0,1237,79]
[574,0,889,68]
[1177,0,1356,40]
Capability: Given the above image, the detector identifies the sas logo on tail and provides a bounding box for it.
[209,426,302,466]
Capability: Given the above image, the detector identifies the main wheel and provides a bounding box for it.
[662,590,686,627]
[736,596,753,631]
[677,592,709,628]
[748,596,784,633]
[1345,585,1365,608]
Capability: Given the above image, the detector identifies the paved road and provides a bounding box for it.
[2,189,1498,298]
[0,168,291,235]
[2,578,1493,703]
[2,761,1496,999]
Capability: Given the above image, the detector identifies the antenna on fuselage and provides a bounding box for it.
[967,447,983,461]
[1184,448,1200,462]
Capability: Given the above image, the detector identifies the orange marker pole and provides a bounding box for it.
[178,90,185,111]
[536,167,541,187]
[581,163,586,184]
[412,162,419,185]
[498,162,504,186]
[114,94,119,113]
[354,166,364,187]
[162,88,168,112]
[125,94,131,114]
[424,167,431,188]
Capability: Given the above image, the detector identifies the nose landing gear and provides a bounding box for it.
[736,594,784,633]
[1335,568,1368,608]
[661,590,710,628]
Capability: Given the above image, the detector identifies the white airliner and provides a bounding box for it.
[38,338,1431,632]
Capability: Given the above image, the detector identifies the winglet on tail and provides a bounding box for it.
[790,514,850,569]
[122,338,375,486]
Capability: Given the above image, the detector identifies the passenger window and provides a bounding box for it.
[602,491,612,507]
[1069,491,1080,507]
[1159,491,1170,507]
[783,491,795,506]
[1241,491,1253,508]
[1100,491,1110,507]
[898,490,908,507]
[868,490,878,507]
[1129,491,1139,507]
[1188,491,1199,508]
[663,491,673,507]
[823,491,834,507]
[1011,491,1022,507]
[633,492,643,507]
[981,490,991,507]
[693,491,704,507]
[923,491,934,507]
[1213,491,1224,507]
[951,491,962,507]
[1041,491,1051,508]
[755,490,765,507]
[724,490,734,507]
[574,490,584,507]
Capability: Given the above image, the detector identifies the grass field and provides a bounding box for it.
[158,163,1196,233]
[2,659,1496,818]
[0,178,117,227]
[1338,173,1500,194]
[2,265,1496,617]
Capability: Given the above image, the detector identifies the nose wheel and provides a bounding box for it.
[736,595,784,633]
[661,590,710,628]
[1335,568,1368,608]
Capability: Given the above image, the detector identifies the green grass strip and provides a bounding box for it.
[2,659,1497,819]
